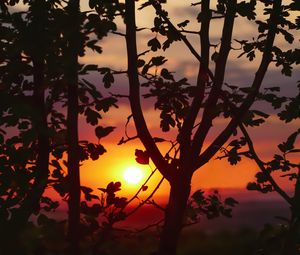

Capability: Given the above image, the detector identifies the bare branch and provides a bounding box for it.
[125,176,165,217]
[111,31,126,37]
[135,219,164,233]
[125,168,157,206]
[180,29,200,35]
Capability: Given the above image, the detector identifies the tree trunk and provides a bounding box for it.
[157,176,192,255]
[65,1,81,254]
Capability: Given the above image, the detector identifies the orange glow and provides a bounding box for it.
[123,166,143,185]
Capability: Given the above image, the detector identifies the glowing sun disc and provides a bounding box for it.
[123,166,143,184]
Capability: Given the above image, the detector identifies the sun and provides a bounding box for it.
[123,166,143,185]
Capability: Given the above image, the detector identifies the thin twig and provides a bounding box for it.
[239,124,293,205]
[135,219,164,233]
[126,176,164,217]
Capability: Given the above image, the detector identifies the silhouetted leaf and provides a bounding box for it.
[224,197,239,207]
[135,149,149,165]
[85,107,102,125]
[95,126,115,139]
[161,68,174,80]
[148,37,161,51]
[177,20,189,28]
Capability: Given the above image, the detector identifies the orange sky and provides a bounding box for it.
[13,1,299,204]
[75,0,300,202]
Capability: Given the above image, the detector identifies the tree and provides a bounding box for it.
[0,1,120,254]
[230,98,300,254]
[124,0,299,254]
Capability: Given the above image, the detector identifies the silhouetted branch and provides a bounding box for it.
[217,89,293,205]
[196,0,283,169]
[109,92,129,98]
[135,219,164,233]
[151,0,214,80]
[146,199,166,211]
[125,0,172,181]
[138,49,151,57]
[111,31,125,36]
[126,176,164,217]
[239,124,293,205]
[180,29,200,35]
[192,0,237,157]
[125,168,158,206]
[179,0,211,159]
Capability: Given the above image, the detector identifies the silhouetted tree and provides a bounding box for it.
[0,0,121,254]
[9,0,50,228]
[124,0,299,254]
[226,98,300,254]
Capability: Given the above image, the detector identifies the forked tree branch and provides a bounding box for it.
[196,0,283,170]
[150,0,214,80]
[125,0,172,181]
[179,0,211,157]
[192,0,237,156]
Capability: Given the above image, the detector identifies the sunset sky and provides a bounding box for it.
[14,1,300,203]
[69,2,300,209]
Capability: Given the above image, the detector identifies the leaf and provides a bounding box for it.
[237,1,256,20]
[211,52,219,62]
[106,181,122,193]
[278,129,300,152]
[95,97,118,112]
[252,110,269,118]
[85,107,101,126]
[153,137,166,143]
[137,59,145,67]
[161,68,174,80]
[247,182,260,191]
[191,190,205,205]
[103,71,114,88]
[255,172,268,183]
[95,126,115,139]
[224,197,239,207]
[151,56,167,66]
[147,37,161,52]
[89,144,106,160]
[114,197,127,208]
[135,149,149,165]
[177,20,189,28]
